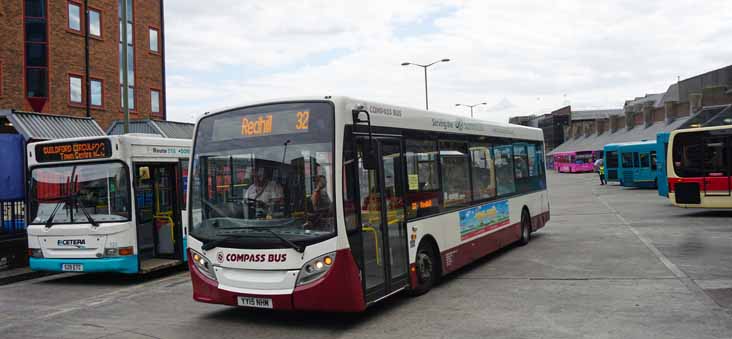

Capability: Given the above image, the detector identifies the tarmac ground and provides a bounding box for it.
[1,171,732,339]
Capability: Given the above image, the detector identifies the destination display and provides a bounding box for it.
[36,139,112,163]
[212,110,311,141]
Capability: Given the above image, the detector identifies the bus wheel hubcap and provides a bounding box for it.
[417,252,432,283]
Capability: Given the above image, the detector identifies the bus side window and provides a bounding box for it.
[439,140,470,209]
[639,153,649,168]
[405,138,441,219]
[650,151,657,171]
[469,143,495,201]
[494,144,515,196]
[633,152,640,168]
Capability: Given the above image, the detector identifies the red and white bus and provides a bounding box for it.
[552,151,595,173]
[186,97,550,311]
[667,125,732,208]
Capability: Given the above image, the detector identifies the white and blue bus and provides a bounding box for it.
[26,134,191,274]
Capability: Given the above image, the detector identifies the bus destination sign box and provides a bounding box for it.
[36,139,112,163]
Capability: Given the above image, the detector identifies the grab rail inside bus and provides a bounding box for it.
[361,226,381,266]
[153,214,176,243]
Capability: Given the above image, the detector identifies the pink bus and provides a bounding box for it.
[553,151,595,173]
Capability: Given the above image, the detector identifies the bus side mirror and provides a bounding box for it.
[352,108,378,170]
[362,141,378,170]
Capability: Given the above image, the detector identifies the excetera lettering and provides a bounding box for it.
[57,239,86,246]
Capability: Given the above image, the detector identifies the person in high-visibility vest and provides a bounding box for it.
[594,158,606,185]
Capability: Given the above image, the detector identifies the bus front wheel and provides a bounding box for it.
[410,243,438,296]
[519,209,531,246]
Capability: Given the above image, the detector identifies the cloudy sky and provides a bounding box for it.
[163,0,732,123]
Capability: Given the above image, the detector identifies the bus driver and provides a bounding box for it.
[245,168,283,218]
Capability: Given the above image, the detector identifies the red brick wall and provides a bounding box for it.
[0,0,164,129]
[134,0,165,121]
[0,1,25,110]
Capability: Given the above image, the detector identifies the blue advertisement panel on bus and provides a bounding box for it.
[459,200,510,240]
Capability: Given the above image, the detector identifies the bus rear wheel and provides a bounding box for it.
[519,209,531,246]
[410,243,438,296]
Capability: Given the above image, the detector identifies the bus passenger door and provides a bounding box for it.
[356,138,409,302]
[702,136,731,197]
[135,163,181,263]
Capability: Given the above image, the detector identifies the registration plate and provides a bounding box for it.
[61,264,83,272]
[237,296,273,309]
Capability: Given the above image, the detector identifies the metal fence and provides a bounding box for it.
[0,201,26,238]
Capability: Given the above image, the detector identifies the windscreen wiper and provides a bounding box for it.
[259,228,305,253]
[71,194,99,227]
[44,200,65,228]
[200,233,253,251]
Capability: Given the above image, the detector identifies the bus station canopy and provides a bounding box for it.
[0,110,105,141]
[107,119,194,139]
[548,116,690,155]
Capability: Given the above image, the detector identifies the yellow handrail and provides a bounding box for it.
[153,214,176,243]
[361,226,380,266]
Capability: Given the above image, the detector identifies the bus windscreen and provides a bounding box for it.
[29,162,130,225]
[189,102,336,249]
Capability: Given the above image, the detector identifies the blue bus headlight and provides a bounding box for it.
[296,252,336,286]
[190,249,217,281]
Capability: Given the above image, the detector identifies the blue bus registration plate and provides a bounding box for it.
[61,264,83,272]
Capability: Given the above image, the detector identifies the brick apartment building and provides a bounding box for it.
[0,0,166,129]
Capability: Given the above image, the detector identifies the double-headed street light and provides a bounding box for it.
[401,58,450,110]
[455,102,487,119]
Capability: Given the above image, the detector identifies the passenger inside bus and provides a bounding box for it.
[310,175,331,211]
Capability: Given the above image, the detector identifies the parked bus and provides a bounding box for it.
[603,144,621,183]
[26,135,191,274]
[186,97,550,312]
[667,125,732,208]
[656,132,670,197]
[617,140,658,188]
[552,151,594,173]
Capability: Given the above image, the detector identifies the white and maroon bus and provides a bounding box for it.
[667,125,732,208]
[186,97,550,311]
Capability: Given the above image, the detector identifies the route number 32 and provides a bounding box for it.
[296,111,309,130]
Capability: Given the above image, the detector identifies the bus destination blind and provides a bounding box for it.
[36,139,112,163]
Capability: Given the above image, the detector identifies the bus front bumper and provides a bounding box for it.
[189,249,366,312]
[29,256,139,274]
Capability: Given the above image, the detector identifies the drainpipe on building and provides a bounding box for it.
[84,0,91,117]
[121,0,130,133]
[160,0,167,121]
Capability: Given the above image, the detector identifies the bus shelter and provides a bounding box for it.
[0,110,105,271]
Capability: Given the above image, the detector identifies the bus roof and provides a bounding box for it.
[197,96,544,142]
[604,140,656,148]
[669,124,732,137]
[28,134,191,167]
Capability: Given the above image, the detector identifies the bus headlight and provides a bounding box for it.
[28,248,44,258]
[296,252,336,286]
[190,249,217,281]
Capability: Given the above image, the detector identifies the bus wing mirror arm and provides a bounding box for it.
[352,109,378,170]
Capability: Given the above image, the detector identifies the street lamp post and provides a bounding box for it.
[455,102,487,119]
[401,58,450,110]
